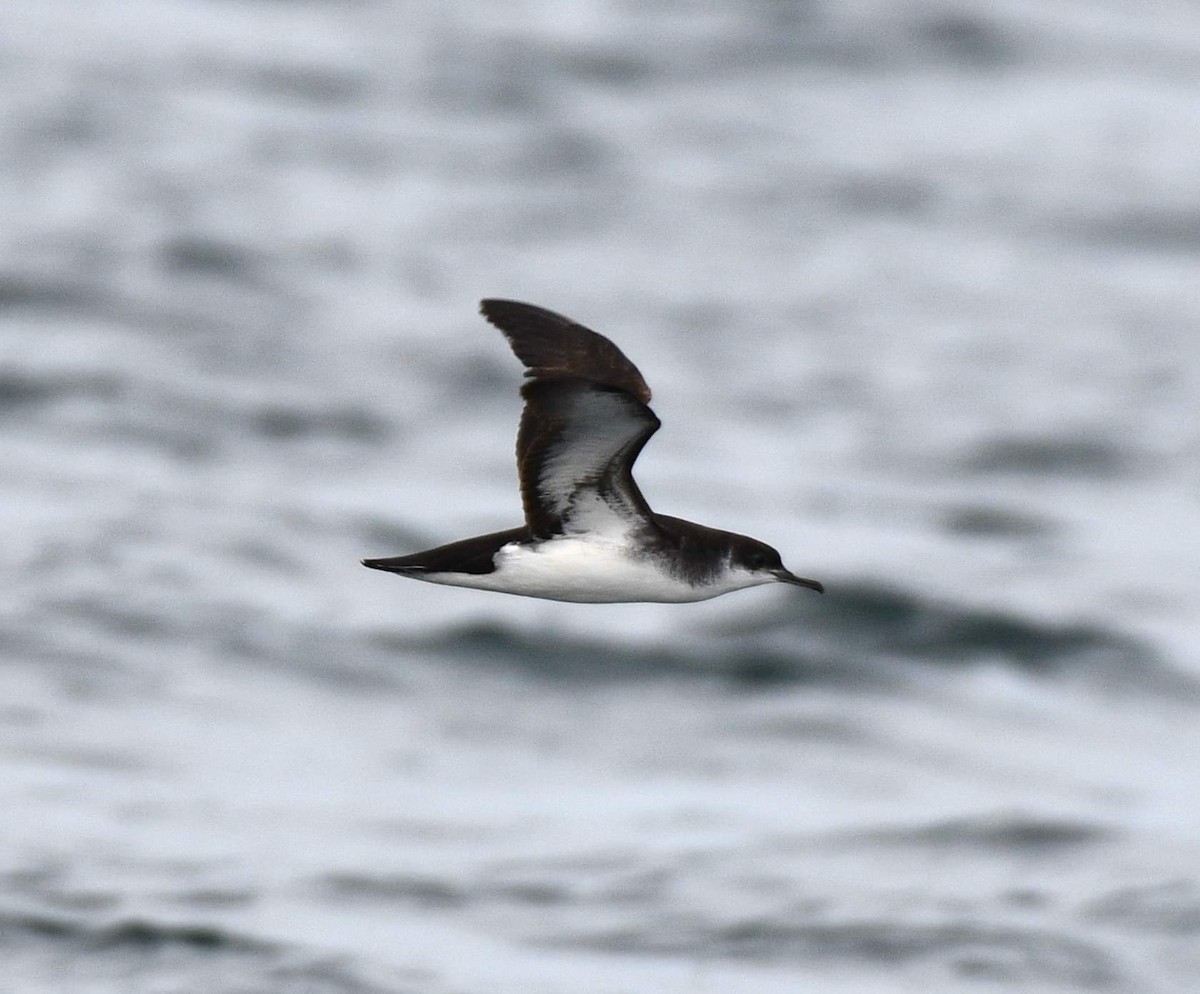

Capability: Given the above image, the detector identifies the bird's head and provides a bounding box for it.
[728,536,824,594]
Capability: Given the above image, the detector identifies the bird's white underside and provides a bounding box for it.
[411,536,775,604]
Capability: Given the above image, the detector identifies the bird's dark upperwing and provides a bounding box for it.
[480,299,661,539]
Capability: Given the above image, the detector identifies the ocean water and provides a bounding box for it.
[3,1,1200,991]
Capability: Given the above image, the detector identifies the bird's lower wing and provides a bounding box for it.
[517,380,660,539]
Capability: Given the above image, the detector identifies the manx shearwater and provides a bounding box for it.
[362,299,823,603]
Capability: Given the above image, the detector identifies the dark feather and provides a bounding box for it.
[515,380,659,538]
[479,300,661,540]
[480,299,652,403]
[362,526,529,576]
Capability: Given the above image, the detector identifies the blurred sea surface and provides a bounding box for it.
[2,1,1200,991]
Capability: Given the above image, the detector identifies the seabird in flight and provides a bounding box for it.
[362,299,823,603]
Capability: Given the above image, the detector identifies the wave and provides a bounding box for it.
[0,907,267,953]
[0,907,404,994]
[962,434,1132,479]
[1084,879,1200,935]
[0,367,124,412]
[567,916,1122,988]
[0,357,389,459]
[833,812,1116,855]
[0,273,99,313]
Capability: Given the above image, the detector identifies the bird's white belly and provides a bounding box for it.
[419,537,736,603]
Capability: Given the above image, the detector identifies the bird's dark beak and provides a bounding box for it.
[772,569,824,594]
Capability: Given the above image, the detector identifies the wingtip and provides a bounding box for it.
[477,298,654,406]
[479,297,519,321]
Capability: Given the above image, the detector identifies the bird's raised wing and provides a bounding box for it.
[480,299,660,539]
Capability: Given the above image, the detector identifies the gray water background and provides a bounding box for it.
[3,1,1200,991]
